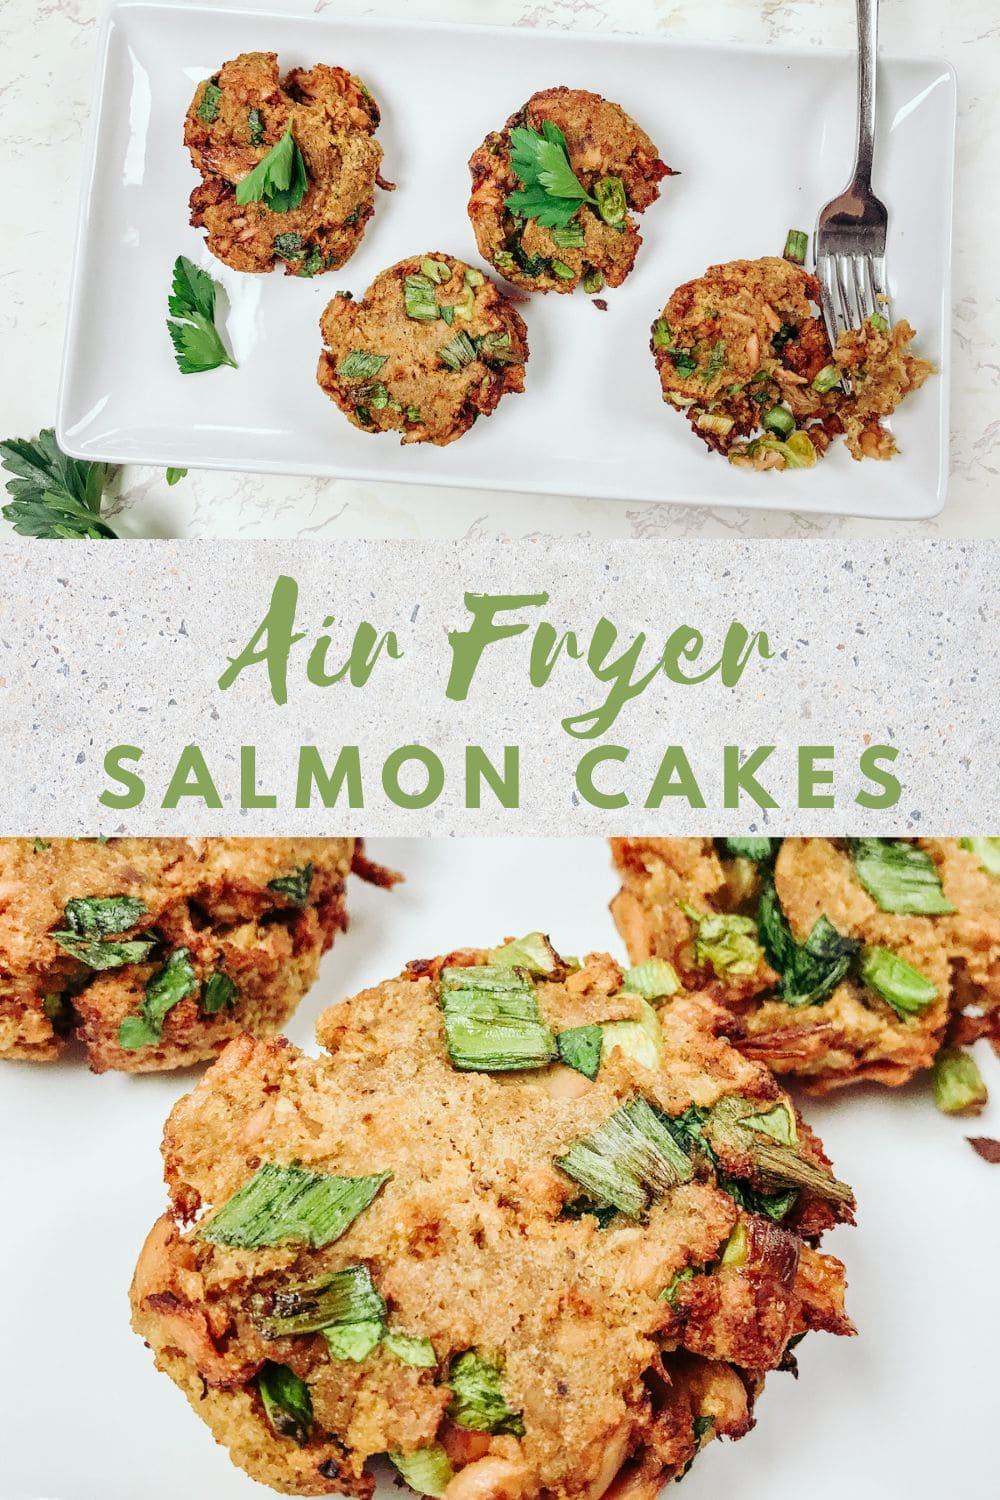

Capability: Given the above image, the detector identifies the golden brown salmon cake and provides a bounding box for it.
[131,934,853,1498]
[611,837,1000,1108]
[468,87,673,296]
[317,255,529,446]
[652,256,932,469]
[185,52,388,277]
[0,838,396,1072]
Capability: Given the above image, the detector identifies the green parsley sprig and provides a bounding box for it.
[167,255,238,375]
[505,120,597,229]
[0,429,118,538]
[236,120,309,214]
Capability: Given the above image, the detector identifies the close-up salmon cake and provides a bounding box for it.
[0,838,394,1072]
[131,933,853,1498]
[185,52,388,277]
[611,838,1000,1110]
[651,254,933,469]
[468,87,673,296]
[317,255,529,446]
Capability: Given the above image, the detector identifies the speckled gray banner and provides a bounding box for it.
[0,539,995,834]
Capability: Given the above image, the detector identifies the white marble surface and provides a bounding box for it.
[2,0,998,539]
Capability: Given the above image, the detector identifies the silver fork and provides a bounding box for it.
[815,0,890,353]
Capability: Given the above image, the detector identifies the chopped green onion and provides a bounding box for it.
[257,1363,312,1446]
[267,863,313,906]
[383,1331,437,1367]
[405,406,422,423]
[932,1047,988,1116]
[365,383,390,410]
[682,905,764,979]
[660,1264,701,1307]
[723,837,776,861]
[720,1220,748,1266]
[762,405,795,438]
[550,259,575,281]
[440,964,556,1072]
[783,228,808,265]
[252,1264,387,1340]
[870,310,889,332]
[464,268,485,288]
[582,269,605,295]
[812,364,842,394]
[550,221,585,249]
[325,1318,384,1362]
[355,405,373,426]
[556,1024,603,1080]
[757,881,858,1007]
[450,288,476,322]
[248,106,265,145]
[420,258,451,284]
[706,1094,854,1207]
[860,945,937,1017]
[201,970,238,1015]
[555,1095,693,1219]
[621,958,680,1002]
[389,1446,455,1497]
[601,999,663,1071]
[199,1164,391,1249]
[488,932,564,976]
[118,947,200,1049]
[197,82,222,123]
[404,274,440,321]
[652,319,673,349]
[447,1351,524,1436]
[440,303,455,325]
[961,837,1000,878]
[437,331,479,371]
[476,330,518,365]
[850,839,954,915]
[336,351,388,381]
[695,412,734,437]
[594,176,627,228]
[743,1100,797,1146]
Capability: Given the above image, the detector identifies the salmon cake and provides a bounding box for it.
[317,255,529,446]
[0,838,394,1072]
[468,87,673,296]
[131,933,853,1498]
[611,838,1000,1109]
[652,254,932,468]
[185,52,388,278]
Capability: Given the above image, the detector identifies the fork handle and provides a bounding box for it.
[854,0,878,189]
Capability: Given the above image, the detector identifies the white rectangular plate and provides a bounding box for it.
[2,837,998,1499]
[57,4,956,520]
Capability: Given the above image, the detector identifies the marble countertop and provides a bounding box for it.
[3,0,997,539]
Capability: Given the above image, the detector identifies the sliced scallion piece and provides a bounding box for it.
[252,1264,387,1339]
[447,1351,525,1436]
[621,958,679,1002]
[437,331,479,371]
[601,999,663,1071]
[682,904,763,979]
[389,1446,455,1497]
[257,1363,312,1446]
[550,259,575,281]
[420,258,452,284]
[555,1095,693,1219]
[870,310,889,332]
[383,1330,437,1367]
[932,1047,988,1116]
[594,175,627,227]
[476,330,518,365]
[961,837,1000,878]
[723,837,776,862]
[706,1094,854,1207]
[325,1318,384,1362]
[439,964,556,1072]
[404,274,440,321]
[652,319,673,349]
[556,1024,603,1080]
[757,880,858,1007]
[812,364,842,394]
[197,82,222,123]
[762,405,795,438]
[199,1163,391,1249]
[550,220,585,249]
[783,228,808,265]
[464,267,485,288]
[336,351,388,380]
[850,839,954,915]
[859,945,937,1017]
[582,268,605,295]
[488,931,564,976]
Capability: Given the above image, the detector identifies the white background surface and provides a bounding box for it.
[3,0,1000,538]
[56,6,953,520]
[1,837,998,1499]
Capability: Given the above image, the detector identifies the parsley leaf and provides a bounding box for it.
[166,255,237,375]
[235,121,309,214]
[197,82,221,123]
[1,429,118,538]
[505,120,597,229]
[165,467,187,486]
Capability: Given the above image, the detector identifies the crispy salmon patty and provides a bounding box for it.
[611,837,1000,1101]
[468,87,672,296]
[0,838,392,1071]
[652,256,933,469]
[184,52,387,277]
[317,255,529,446]
[132,935,853,1498]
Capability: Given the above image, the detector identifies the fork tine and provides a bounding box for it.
[835,256,857,333]
[852,257,873,324]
